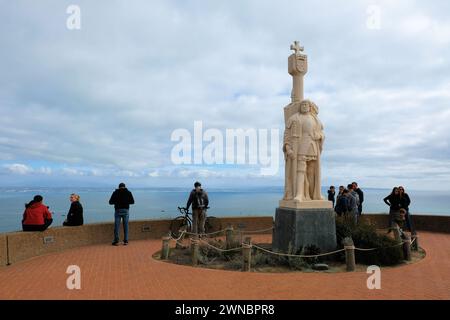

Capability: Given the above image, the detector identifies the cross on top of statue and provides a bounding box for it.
[290,41,304,55]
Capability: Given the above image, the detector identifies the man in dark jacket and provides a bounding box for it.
[352,182,364,215]
[327,186,336,207]
[186,181,209,235]
[109,183,135,246]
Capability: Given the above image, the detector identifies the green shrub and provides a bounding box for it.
[199,238,225,259]
[226,255,244,270]
[335,217,403,266]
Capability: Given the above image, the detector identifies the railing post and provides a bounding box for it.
[161,236,170,260]
[403,235,412,261]
[175,231,184,249]
[343,237,356,272]
[411,234,419,251]
[226,225,234,250]
[242,236,252,272]
[191,238,199,266]
[392,224,402,243]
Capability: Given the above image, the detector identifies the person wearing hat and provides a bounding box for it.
[22,195,53,232]
[109,183,135,246]
[186,181,209,236]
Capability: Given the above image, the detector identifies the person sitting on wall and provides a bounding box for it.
[22,195,53,232]
[63,193,84,226]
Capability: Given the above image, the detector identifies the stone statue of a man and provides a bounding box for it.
[283,99,324,202]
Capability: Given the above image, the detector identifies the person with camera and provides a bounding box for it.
[186,181,209,236]
[22,195,53,232]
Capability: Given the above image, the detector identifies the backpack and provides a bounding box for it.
[194,191,206,209]
[335,196,348,215]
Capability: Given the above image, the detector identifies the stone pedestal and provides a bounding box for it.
[272,207,337,254]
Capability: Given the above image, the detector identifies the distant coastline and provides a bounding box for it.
[1,186,449,233]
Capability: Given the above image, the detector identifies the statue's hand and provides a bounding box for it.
[313,133,323,140]
[287,149,295,160]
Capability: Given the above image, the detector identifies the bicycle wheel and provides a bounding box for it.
[170,216,191,238]
[205,216,222,234]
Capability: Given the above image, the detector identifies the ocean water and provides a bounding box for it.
[0,186,449,233]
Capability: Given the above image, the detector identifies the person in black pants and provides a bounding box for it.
[63,193,84,226]
[109,183,135,246]
[399,186,415,234]
[383,187,401,228]
[327,186,336,208]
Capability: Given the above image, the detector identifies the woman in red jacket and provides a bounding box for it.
[22,195,53,231]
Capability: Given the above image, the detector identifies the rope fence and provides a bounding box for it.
[198,238,243,253]
[251,244,346,258]
[163,224,419,271]
[178,225,274,238]
[167,232,415,258]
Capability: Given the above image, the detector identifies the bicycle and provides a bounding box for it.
[170,206,222,238]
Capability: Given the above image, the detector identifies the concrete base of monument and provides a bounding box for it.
[279,199,332,209]
[272,207,337,254]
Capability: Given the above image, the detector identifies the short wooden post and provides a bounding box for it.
[343,237,356,272]
[191,238,199,266]
[411,234,419,251]
[161,236,170,260]
[226,225,234,250]
[403,235,412,261]
[175,231,184,249]
[392,224,402,243]
[242,236,252,272]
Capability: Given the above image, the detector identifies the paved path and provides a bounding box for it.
[0,232,449,299]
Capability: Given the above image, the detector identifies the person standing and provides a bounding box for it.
[352,182,364,215]
[346,185,359,224]
[383,187,401,228]
[186,181,209,236]
[327,186,336,207]
[335,188,349,217]
[399,186,415,234]
[22,195,53,232]
[63,193,84,226]
[109,183,135,246]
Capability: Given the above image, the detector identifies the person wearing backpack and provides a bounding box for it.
[186,181,209,236]
[334,188,349,217]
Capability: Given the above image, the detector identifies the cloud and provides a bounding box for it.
[3,163,33,175]
[0,1,450,190]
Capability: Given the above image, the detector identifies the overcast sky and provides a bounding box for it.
[1,0,450,190]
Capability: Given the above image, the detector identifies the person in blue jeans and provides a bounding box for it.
[109,183,135,246]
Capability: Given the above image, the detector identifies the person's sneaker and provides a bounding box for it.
[123,241,128,246]
[112,241,119,246]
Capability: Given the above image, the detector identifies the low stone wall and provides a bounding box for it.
[1,216,274,266]
[5,219,171,265]
[0,235,7,266]
[218,216,273,233]
[1,214,448,267]
[361,214,450,234]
